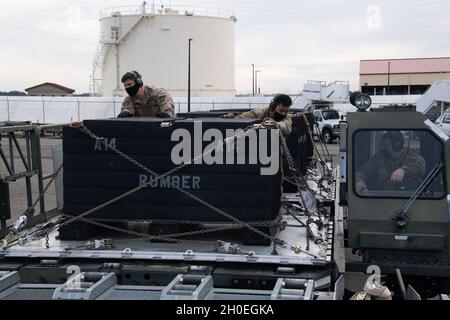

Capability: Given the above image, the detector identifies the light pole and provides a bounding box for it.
[188,38,193,112]
[255,70,260,96]
[387,61,391,95]
[252,64,255,96]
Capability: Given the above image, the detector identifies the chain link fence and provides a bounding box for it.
[0,96,273,124]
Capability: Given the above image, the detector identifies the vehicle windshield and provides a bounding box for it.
[354,130,446,198]
[322,110,340,120]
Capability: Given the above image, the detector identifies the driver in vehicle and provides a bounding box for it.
[355,131,426,193]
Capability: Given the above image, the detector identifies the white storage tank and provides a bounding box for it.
[91,3,237,97]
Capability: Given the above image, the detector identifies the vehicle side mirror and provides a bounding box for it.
[341,115,344,120]
[315,116,322,122]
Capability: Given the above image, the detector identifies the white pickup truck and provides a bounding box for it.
[435,112,450,136]
[313,109,342,144]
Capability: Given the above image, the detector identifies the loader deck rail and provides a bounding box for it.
[0,123,68,232]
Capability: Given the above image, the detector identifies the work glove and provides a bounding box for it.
[118,111,133,118]
[262,117,278,127]
[156,111,171,118]
[221,112,240,119]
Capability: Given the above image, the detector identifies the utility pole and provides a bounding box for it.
[188,38,193,112]
[252,64,255,96]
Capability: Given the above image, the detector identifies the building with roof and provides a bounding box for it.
[360,57,450,95]
[25,83,75,96]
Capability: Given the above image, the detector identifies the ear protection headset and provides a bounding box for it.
[131,71,143,87]
[383,131,404,152]
[269,94,282,111]
[269,94,292,111]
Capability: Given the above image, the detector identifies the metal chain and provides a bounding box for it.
[88,217,280,227]
[282,166,316,195]
[279,131,314,216]
[281,202,312,251]
[313,122,332,160]
[297,113,331,180]
[298,114,325,165]
[7,122,327,254]
[57,123,283,245]
[309,125,333,179]
[2,222,55,250]
[29,163,64,216]
[61,214,253,243]
[299,114,334,182]
[284,169,329,197]
[0,163,63,248]
[61,214,211,245]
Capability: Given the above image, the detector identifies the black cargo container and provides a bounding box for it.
[61,118,283,243]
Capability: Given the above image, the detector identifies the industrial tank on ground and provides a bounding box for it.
[91,3,237,98]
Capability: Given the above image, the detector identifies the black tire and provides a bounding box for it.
[322,128,333,144]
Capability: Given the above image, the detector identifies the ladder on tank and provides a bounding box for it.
[90,14,147,96]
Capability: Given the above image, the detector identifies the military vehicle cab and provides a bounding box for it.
[339,92,450,296]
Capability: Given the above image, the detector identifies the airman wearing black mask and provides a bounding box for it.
[355,131,425,193]
[233,94,293,136]
[118,71,175,118]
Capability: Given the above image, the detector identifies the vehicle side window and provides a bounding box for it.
[354,130,446,199]
[443,114,450,124]
[314,111,322,121]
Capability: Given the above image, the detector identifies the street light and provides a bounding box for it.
[255,70,260,96]
[252,64,255,96]
[387,61,391,95]
[188,38,193,112]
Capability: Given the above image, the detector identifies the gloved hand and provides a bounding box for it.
[262,117,277,127]
[156,111,171,118]
[118,111,133,118]
[221,112,240,119]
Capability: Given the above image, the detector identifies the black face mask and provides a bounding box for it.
[126,84,141,97]
[273,111,286,122]
[381,148,392,159]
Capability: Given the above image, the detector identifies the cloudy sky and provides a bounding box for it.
[1,0,449,94]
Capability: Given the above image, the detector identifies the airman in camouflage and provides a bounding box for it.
[355,131,426,192]
[119,71,176,118]
[230,94,293,136]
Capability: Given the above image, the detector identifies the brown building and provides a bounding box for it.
[360,57,450,95]
[25,83,75,96]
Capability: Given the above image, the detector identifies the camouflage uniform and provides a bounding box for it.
[121,85,176,118]
[355,150,426,190]
[235,106,293,136]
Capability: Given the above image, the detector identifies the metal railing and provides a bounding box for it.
[330,81,350,86]
[307,80,328,86]
[0,123,68,231]
[100,3,235,20]
[174,101,264,113]
[0,96,272,124]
